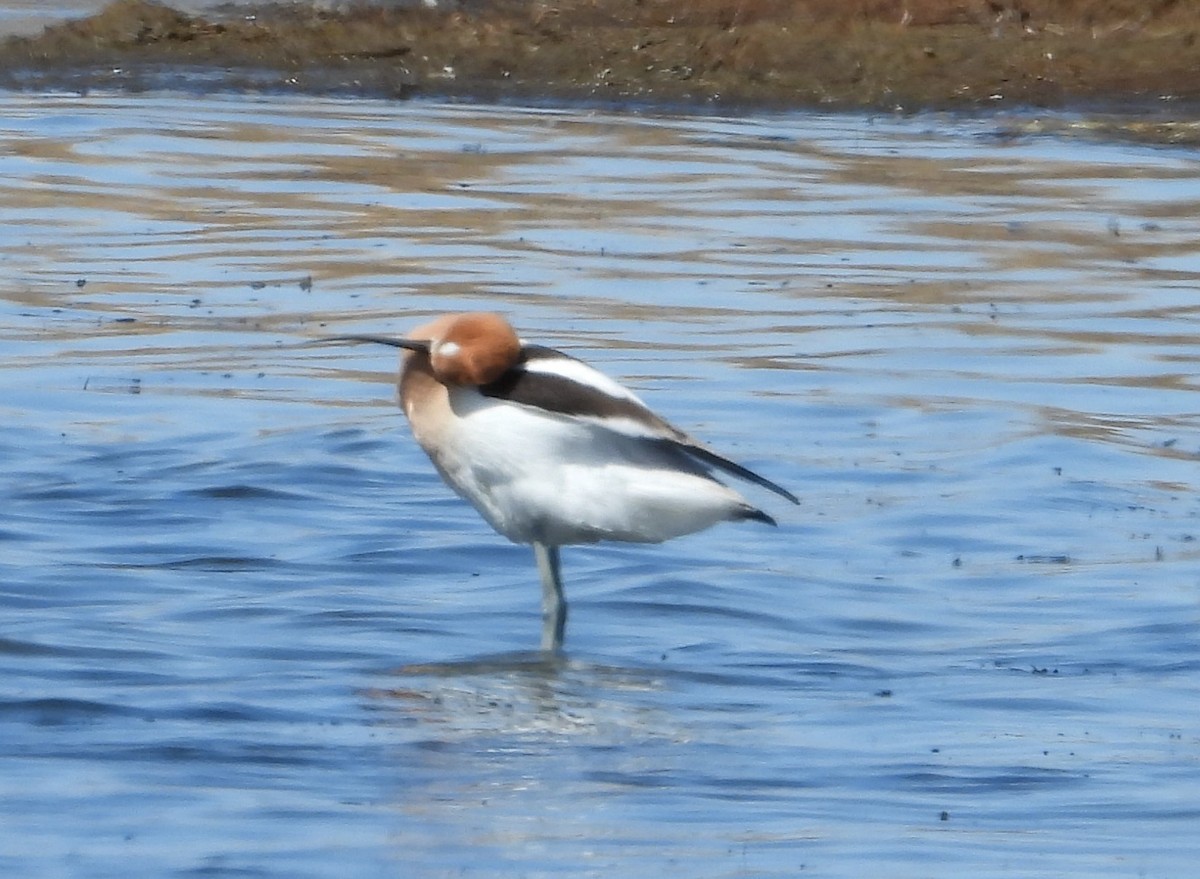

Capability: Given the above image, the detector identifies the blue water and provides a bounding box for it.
[2,93,1199,877]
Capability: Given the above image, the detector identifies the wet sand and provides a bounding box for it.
[2,0,1200,127]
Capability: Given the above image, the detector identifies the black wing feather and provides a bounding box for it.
[479,347,684,438]
[673,441,800,505]
[481,347,799,507]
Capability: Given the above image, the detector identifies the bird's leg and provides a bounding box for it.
[533,542,566,652]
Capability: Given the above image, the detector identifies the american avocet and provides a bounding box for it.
[326,312,797,651]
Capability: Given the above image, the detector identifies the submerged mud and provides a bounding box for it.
[2,0,1200,123]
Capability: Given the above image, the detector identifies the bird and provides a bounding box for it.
[323,312,798,652]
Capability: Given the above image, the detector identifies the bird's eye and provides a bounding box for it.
[434,340,461,358]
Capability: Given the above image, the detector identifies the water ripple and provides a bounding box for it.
[1,94,1199,877]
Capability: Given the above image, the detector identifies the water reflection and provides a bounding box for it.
[2,94,1200,877]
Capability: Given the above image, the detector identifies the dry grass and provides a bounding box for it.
[4,0,1200,110]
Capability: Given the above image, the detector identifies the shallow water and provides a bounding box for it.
[2,92,1199,877]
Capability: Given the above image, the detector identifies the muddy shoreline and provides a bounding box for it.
[3,0,1200,135]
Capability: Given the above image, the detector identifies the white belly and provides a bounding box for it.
[418,389,754,546]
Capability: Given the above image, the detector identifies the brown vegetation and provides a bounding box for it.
[2,0,1199,110]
